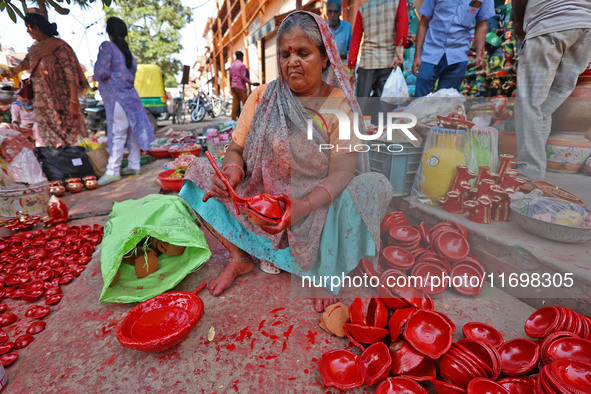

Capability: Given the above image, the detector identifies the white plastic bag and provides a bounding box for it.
[381,68,409,105]
[7,148,47,184]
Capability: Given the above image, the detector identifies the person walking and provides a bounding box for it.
[326,0,352,68]
[412,0,495,97]
[94,17,155,186]
[348,0,408,119]
[513,0,591,180]
[5,11,89,146]
[229,51,252,121]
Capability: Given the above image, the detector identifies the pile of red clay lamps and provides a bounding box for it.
[357,211,485,297]
[0,223,102,368]
[319,297,591,392]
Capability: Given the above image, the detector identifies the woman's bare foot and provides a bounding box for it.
[312,287,338,313]
[208,256,254,296]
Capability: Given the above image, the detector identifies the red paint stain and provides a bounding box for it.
[288,377,296,381]
[311,357,319,363]
[283,324,294,339]
[575,265,590,270]
[282,341,287,352]
[327,305,342,317]
[226,344,236,351]
[272,321,282,326]
[236,326,252,342]
[269,307,285,314]
[306,330,317,345]
[258,320,266,330]
[304,369,309,374]
[250,339,255,350]
[102,326,112,335]
[265,355,277,360]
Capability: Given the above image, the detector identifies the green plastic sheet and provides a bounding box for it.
[99,194,211,303]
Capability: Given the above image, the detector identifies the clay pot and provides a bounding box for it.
[439,190,465,214]
[498,339,540,376]
[546,131,591,173]
[343,323,389,345]
[388,307,416,341]
[26,321,46,335]
[389,339,426,375]
[49,181,66,197]
[403,309,453,359]
[545,336,591,364]
[361,342,392,386]
[465,197,492,224]
[66,178,84,193]
[318,349,365,390]
[525,306,561,338]
[375,377,427,394]
[154,240,186,256]
[450,165,477,193]
[84,177,98,190]
[552,65,591,132]
[467,378,510,394]
[475,165,497,186]
[496,154,516,183]
[46,195,69,220]
[463,322,504,348]
[380,211,409,236]
[134,249,159,278]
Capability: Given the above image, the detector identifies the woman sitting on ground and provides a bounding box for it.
[179,11,393,312]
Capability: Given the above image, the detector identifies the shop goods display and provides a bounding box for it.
[439,154,524,224]
[546,131,591,173]
[317,295,591,392]
[0,223,102,368]
[163,154,199,171]
[203,151,290,229]
[48,176,99,197]
[116,282,206,352]
[168,143,202,158]
[157,168,185,192]
[1,212,41,232]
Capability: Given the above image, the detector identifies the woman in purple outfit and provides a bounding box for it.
[94,17,155,186]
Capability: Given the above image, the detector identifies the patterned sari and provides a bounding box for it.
[181,11,393,289]
[24,37,89,146]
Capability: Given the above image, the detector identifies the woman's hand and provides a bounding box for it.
[206,166,242,199]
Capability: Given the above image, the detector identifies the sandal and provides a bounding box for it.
[259,260,281,275]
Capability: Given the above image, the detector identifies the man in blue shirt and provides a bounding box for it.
[326,0,352,67]
[412,0,495,97]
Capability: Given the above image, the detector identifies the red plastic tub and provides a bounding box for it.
[157,169,184,191]
[116,284,206,352]
[170,146,202,158]
[148,147,171,159]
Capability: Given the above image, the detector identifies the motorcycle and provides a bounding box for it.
[188,91,215,122]
[81,92,106,133]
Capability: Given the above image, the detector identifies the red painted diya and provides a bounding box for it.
[0,312,17,327]
[13,334,34,349]
[498,338,540,376]
[463,322,504,348]
[375,377,427,394]
[361,342,391,386]
[319,349,365,390]
[25,305,51,319]
[343,323,389,345]
[202,151,290,230]
[0,352,18,367]
[524,306,561,338]
[26,321,47,335]
[403,309,453,359]
[467,378,510,394]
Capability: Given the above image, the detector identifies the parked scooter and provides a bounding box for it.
[81,92,106,132]
[188,91,215,122]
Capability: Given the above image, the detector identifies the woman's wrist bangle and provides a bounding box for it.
[222,163,245,181]
[314,183,334,206]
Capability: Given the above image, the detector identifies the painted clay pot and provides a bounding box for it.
[318,349,365,390]
[497,377,535,394]
[348,298,367,326]
[380,211,409,236]
[524,306,561,338]
[380,246,415,271]
[450,165,477,193]
[439,190,465,214]
[0,352,17,367]
[361,342,392,386]
[496,154,516,183]
[388,307,416,341]
[26,321,47,336]
[431,380,468,394]
[0,312,17,327]
[46,195,69,220]
[389,339,426,375]
[546,131,591,173]
[552,64,591,132]
[25,305,51,319]
[66,178,84,193]
[467,378,510,394]
[84,176,99,190]
[475,165,497,186]
[49,181,66,197]
[492,197,512,222]
[545,336,591,364]
[434,231,470,262]
[465,197,492,224]
[13,334,34,349]
[343,323,389,345]
[366,298,389,329]
[403,309,453,359]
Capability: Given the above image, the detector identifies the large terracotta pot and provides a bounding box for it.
[552,62,591,132]
[546,131,591,173]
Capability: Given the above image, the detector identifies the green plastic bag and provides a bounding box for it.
[99,194,211,303]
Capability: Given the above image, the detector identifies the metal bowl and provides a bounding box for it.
[510,207,591,244]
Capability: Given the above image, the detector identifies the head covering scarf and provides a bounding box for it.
[186,11,392,272]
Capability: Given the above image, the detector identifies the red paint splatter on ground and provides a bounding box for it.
[269,307,285,314]
[102,326,112,335]
[265,355,277,360]
[304,369,309,374]
[226,344,236,351]
[272,321,282,326]
[232,380,239,391]
[283,324,294,339]
[575,265,590,270]
[311,357,318,363]
[306,330,316,345]
[236,326,252,342]
[288,377,296,381]
[250,338,256,350]
[282,341,287,352]
[258,320,265,330]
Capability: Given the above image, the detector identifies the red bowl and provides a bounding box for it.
[540,330,579,364]
[348,298,367,326]
[157,169,184,192]
[498,338,540,376]
[169,146,202,158]
[343,323,389,345]
[547,359,591,393]
[463,322,504,348]
[380,212,409,236]
[457,338,501,380]
[434,231,470,262]
[450,264,484,296]
[381,246,414,271]
[403,309,453,359]
[319,349,365,390]
[367,298,388,329]
[524,306,560,338]
[497,377,536,394]
[545,336,591,364]
[116,289,204,352]
[389,339,426,375]
[389,225,421,244]
[388,307,416,341]
[403,356,436,381]
[361,342,392,386]
[431,380,467,394]
[375,377,427,394]
[467,378,510,394]
[448,345,489,378]
[148,147,171,159]
[439,354,475,389]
